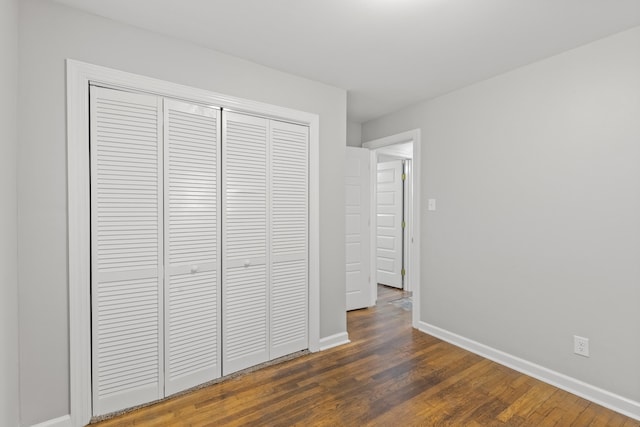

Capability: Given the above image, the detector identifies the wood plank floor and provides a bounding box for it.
[93,286,639,426]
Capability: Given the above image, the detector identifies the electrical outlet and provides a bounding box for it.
[574,335,589,357]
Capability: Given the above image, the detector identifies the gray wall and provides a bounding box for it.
[0,0,19,426]
[18,0,346,424]
[363,26,640,403]
[347,120,362,147]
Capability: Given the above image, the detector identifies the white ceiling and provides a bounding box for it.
[53,0,640,123]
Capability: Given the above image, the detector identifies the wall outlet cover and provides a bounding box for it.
[574,335,589,357]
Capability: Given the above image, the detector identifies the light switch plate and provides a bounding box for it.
[428,199,436,211]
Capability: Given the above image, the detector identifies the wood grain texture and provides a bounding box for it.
[93,286,639,426]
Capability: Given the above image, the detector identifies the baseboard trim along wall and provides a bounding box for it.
[30,415,72,427]
[319,332,350,351]
[418,321,640,422]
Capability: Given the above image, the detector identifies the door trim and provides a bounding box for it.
[66,59,320,426]
[363,129,421,329]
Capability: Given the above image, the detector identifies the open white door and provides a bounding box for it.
[345,147,371,310]
[376,160,403,288]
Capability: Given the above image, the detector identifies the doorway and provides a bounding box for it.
[375,143,413,290]
[363,129,421,328]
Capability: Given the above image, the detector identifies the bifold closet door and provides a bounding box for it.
[91,88,222,414]
[222,112,270,374]
[269,120,309,358]
[92,87,307,411]
[163,100,221,395]
[90,86,164,415]
[222,112,309,374]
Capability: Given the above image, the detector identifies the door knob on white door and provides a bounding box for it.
[243,260,251,267]
[190,265,199,273]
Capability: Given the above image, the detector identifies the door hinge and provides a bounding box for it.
[401,268,406,277]
[401,173,406,181]
[401,220,405,229]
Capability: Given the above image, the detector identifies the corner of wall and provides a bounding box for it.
[1,0,20,425]
[346,120,362,147]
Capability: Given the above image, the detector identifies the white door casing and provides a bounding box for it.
[376,160,404,289]
[163,100,221,395]
[402,160,412,293]
[345,147,371,310]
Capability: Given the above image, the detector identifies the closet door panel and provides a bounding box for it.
[164,100,221,395]
[224,264,268,368]
[90,87,163,416]
[270,121,309,358]
[222,112,269,375]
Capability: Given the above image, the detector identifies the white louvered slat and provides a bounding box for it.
[164,100,221,395]
[222,112,269,374]
[90,86,163,416]
[270,121,309,358]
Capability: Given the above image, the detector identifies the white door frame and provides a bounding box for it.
[402,159,412,292]
[66,59,320,426]
[363,129,421,329]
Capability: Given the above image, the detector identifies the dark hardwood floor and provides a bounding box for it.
[93,285,639,426]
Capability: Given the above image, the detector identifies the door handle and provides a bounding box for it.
[190,265,199,273]
[243,260,251,267]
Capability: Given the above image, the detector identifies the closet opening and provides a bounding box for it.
[67,60,321,425]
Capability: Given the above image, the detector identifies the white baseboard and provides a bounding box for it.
[319,332,350,351]
[31,415,72,427]
[418,321,640,421]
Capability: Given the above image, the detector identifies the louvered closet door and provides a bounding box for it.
[90,86,164,416]
[270,121,309,358]
[164,100,221,395]
[222,112,270,375]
